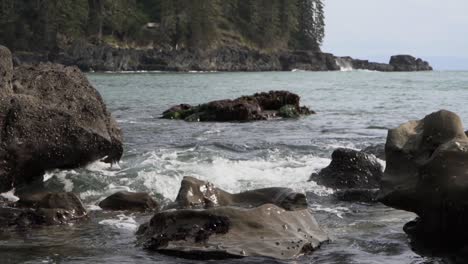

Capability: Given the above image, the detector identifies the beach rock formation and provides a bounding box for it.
[162,91,313,122]
[389,55,433,71]
[379,110,468,250]
[1,192,87,227]
[99,191,159,212]
[0,45,123,192]
[309,148,383,202]
[138,177,328,260]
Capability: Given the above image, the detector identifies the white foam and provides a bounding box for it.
[0,189,19,202]
[335,58,354,72]
[309,204,351,218]
[44,170,77,192]
[86,160,121,177]
[132,148,332,200]
[99,214,138,232]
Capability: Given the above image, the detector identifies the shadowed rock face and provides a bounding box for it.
[379,110,468,251]
[99,191,159,212]
[0,45,123,192]
[1,192,87,227]
[138,177,328,260]
[162,91,314,122]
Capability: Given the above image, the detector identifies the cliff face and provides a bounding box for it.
[12,41,432,73]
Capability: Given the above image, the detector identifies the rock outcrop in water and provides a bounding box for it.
[99,191,159,212]
[0,192,87,227]
[379,110,468,252]
[310,148,383,202]
[389,55,433,71]
[162,91,313,122]
[137,176,328,260]
[0,45,123,192]
[335,55,432,72]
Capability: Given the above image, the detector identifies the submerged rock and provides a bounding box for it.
[138,177,328,260]
[309,148,383,202]
[1,192,87,227]
[162,91,314,122]
[379,110,468,252]
[0,45,123,192]
[99,191,159,212]
[170,176,308,211]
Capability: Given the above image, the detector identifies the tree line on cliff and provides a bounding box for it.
[0,0,324,52]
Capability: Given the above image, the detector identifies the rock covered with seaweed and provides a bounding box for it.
[162,91,314,122]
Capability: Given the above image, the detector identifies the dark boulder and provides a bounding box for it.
[389,55,433,71]
[309,148,383,202]
[379,110,468,251]
[99,191,159,212]
[310,148,383,189]
[0,45,123,192]
[162,91,314,122]
[138,177,328,260]
[362,143,386,160]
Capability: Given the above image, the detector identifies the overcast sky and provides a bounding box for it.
[322,0,468,70]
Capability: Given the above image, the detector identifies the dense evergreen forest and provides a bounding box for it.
[0,0,325,52]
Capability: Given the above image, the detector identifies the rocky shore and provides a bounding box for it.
[3,44,464,262]
[12,41,433,72]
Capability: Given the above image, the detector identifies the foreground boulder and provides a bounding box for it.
[0,45,123,192]
[309,148,383,202]
[138,177,328,260]
[99,191,159,212]
[379,110,468,251]
[389,55,433,71]
[162,91,314,122]
[1,192,87,227]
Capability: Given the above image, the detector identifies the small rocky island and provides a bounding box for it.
[162,91,314,122]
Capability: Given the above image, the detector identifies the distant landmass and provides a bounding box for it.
[0,0,433,72]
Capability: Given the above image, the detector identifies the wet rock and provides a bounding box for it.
[170,176,307,211]
[162,91,314,122]
[139,177,328,260]
[309,148,383,202]
[1,192,87,227]
[389,55,433,71]
[0,45,123,192]
[310,148,383,189]
[99,191,159,212]
[379,110,468,251]
[362,144,386,160]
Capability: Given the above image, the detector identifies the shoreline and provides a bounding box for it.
[12,42,433,73]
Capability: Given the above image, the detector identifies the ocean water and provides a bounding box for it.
[2,70,468,263]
